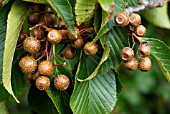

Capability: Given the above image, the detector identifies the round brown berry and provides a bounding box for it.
[54,75,70,91]
[35,76,50,90]
[27,14,39,25]
[124,57,139,70]
[135,25,146,37]
[64,46,77,59]
[115,12,129,27]
[120,47,134,61]
[138,43,151,57]
[18,32,26,43]
[84,42,98,55]
[31,4,46,12]
[129,13,141,26]
[68,27,80,40]
[30,27,44,39]
[72,37,84,48]
[47,29,62,44]
[139,57,151,72]
[44,13,56,26]
[19,56,37,74]
[23,37,41,54]
[38,60,54,76]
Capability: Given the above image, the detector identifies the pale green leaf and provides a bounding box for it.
[142,4,170,29]
[2,1,29,103]
[142,38,170,82]
[98,0,114,14]
[0,102,9,114]
[23,0,46,4]
[46,0,76,36]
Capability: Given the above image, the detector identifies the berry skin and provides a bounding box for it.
[44,13,56,27]
[115,12,129,27]
[31,4,46,12]
[68,27,81,40]
[27,14,39,25]
[47,29,62,44]
[35,76,50,90]
[84,42,98,55]
[23,37,41,54]
[139,57,152,72]
[30,27,44,39]
[120,47,134,61]
[19,56,37,74]
[38,61,54,76]
[18,32,26,43]
[129,13,141,26]
[54,75,70,91]
[138,43,151,57]
[135,25,146,37]
[124,57,139,70]
[72,37,84,48]
[64,46,77,59]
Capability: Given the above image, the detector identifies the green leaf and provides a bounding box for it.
[0,3,11,83]
[2,1,29,103]
[77,45,110,81]
[142,38,170,83]
[0,102,9,114]
[46,0,76,36]
[142,4,170,29]
[93,0,127,43]
[75,0,97,25]
[23,0,46,4]
[0,0,9,8]
[28,85,59,114]
[98,0,114,14]
[70,72,118,114]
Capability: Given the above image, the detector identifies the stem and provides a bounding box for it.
[45,39,49,61]
[36,53,45,61]
[48,44,53,61]
[132,33,142,46]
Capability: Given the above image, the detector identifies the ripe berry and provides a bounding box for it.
[139,57,152,72]
[68,27,81,40]
[129,13,141,26]
[72,37,84,48]
[64,46,77,59]
[120,47,134,61]
[32,71,40,81]
[38,60,54,76]
[18,32,26,43]
[35,76,50,90]
[23,37,41,54]
[47,29,62,44]
[19,56,37,74]
[115,12,129,27]
[138,43,151,57]
[30,27,44,39]
[54,75,70,91]
[44,13,56,27]
[84,42,98,55]
[27,14,39,25]
[124,57,139,70]
[31,4,46,12]
[135,25,146,37]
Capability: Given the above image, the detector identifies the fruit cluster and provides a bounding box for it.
[115,12,152,72]
[17,3,98,91]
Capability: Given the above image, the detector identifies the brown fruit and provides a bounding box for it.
[30,27,44,39]
[64,46,77,59]
[72,37,84,48]
[47,29,62,44]
[68,27,80,40]
[38,60,54,76]
[54,75,70,91]
[120,47,134,61]
[138,43,151,57]
[31,3,46,12]
[18,32,26,43]
[124,57,139,70]
[23,37,41,54]
[35,76,50,90]
[139,57,151,72]
[84,42,98,55]
[115,12,129,27]
[27,14,39,25]
[135,25,146,37]
[19,56,37,74]
[129,13,141,26]
[44,13,56,27]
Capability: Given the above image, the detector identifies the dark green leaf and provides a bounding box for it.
[2,1,29,103]
[46,0,76,36]
[0,102,9,114]
[142,38,170,83]
[23,0,46,4]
